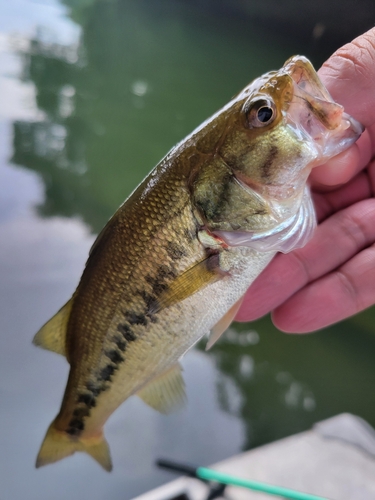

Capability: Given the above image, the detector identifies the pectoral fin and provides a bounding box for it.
[151,254,223,314]
[137,363,186,414]
[206,296,244,351]
[33,299,73,357]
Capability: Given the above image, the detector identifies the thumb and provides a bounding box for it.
[318,27,375,128]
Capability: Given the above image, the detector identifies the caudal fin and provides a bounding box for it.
[36,422,112,471]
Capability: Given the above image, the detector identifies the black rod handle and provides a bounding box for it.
[156,459,198,478]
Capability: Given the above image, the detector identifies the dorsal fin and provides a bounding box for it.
[137,363,186,414]
[33,299,73,357]
[206,296,244,350]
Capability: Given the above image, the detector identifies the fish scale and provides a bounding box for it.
[79,244,273,435]
[57,188,204,434]
[33,55,363,471]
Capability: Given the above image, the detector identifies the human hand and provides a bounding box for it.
[236,28,375,333]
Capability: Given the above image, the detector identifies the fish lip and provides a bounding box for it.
[344,112,365,136]
[284,56,346,130]
[283,55,333,103]
[282,56,364,159]
[314,111,364,160]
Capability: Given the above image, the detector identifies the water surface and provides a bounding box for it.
[0,1,374,499]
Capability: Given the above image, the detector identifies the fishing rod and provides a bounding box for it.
[156,459,330,500]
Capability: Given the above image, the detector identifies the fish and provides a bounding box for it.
[33,56,363,471]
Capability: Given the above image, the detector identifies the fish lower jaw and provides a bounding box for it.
[317,113,364,160]
[298,112,364,164]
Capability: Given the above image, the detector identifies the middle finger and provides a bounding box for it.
[236,198,375,322]
[313,171,372,222]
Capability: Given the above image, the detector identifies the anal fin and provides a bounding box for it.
[206,295,244,350]
[137,363,186,414]
[33,299,73,357]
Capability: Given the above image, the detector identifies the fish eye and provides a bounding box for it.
[245,98,276,128]
[257,106,274,123]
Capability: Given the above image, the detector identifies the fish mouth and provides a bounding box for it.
[283,56,364,160]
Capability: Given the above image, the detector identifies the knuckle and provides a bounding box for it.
[332,48,372,86]
[289,250,312,284]
[336,244,375,312]
[323,28,375,90]
[336,202,375,251]
[336,268,360,310]
[320,28,375,126]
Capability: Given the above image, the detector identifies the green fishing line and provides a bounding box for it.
[196,467,329,500]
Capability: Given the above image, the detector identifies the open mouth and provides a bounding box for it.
[283,56,364,159]
[284,55,333,102]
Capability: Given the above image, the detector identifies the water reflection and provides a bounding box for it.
[11,0,299,232]
[1,1,289,497]
[203,315,375,452]
[1,0,375,499]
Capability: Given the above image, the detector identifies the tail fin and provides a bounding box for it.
[36,422,112,471]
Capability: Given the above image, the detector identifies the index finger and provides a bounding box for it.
[319,28,375,128]
[309,28,375,188]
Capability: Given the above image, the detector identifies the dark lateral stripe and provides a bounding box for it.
[66,427,80,436]
[86,381,102,397]
[145,274,169,296]
[126,311,148,326]
[166,241,187,259]
[117,323,137,341]
[66,418,85,435]
[99,364,116,382]
[106,349,124,364]
[73,407,90,418]
[145,264,176,298]
[152,281,169,296]
[77,392,96,408]
[139,290,159,312]
[156,264,176,280]
[114,336,127,351]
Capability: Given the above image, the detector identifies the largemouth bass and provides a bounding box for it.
[33,56,362,471]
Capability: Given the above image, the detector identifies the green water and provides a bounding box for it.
[13,0,298,231]
[0,1,374,499]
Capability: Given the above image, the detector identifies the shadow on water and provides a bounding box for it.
[4,0,375,496]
